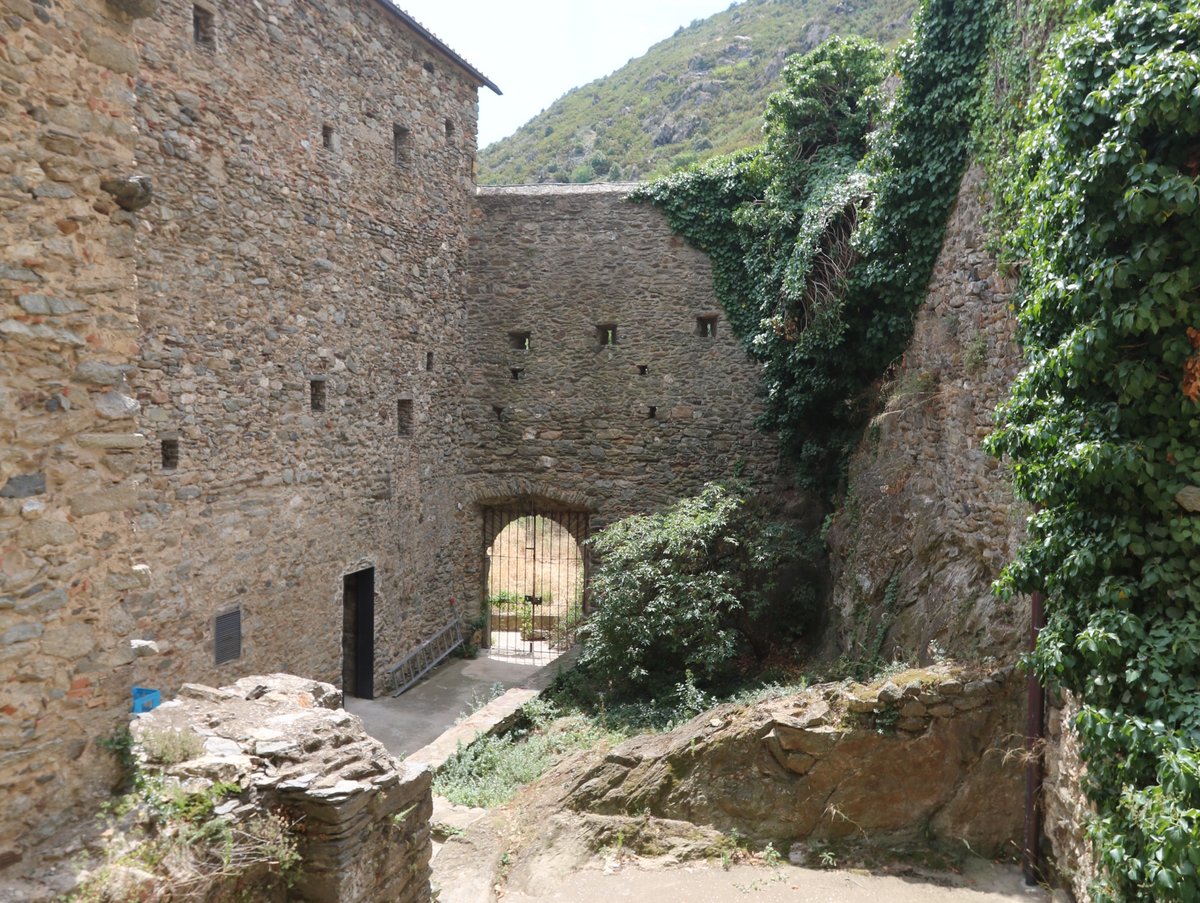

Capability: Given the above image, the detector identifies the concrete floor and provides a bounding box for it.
[345,650,571,759]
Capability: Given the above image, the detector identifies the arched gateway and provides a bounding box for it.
[480,497,591,664]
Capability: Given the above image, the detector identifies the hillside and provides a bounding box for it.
[477,0,917,186]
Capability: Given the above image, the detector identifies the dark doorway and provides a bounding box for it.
[342,567,375,699]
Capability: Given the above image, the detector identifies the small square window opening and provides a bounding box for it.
[597,324,618,347]
[508,331,531,351]
[393,124,410,168]
[161,438,179,470]
[310,378,327,412]
[193,5,215,49]
[697,315,719,338]
[322,124,336,151]
[397,399,413,437]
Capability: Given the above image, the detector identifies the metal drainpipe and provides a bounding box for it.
[1023,589,1047,886]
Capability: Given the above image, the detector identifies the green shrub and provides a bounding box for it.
[578,484,815,694]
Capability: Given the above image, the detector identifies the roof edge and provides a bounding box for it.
[372,1,501,95]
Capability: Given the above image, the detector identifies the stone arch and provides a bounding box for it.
[466,477,593,552]
[467,480,595,635]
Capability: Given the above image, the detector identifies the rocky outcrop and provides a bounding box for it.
[130,674,432,903]
[565,664,1022,855]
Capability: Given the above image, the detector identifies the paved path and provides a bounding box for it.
[345,649,575,760]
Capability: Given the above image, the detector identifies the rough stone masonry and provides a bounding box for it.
[0,0,778,876]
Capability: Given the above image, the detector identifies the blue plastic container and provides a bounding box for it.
[132,686,161,713]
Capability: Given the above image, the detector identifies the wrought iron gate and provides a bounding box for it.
[482,507,589,664]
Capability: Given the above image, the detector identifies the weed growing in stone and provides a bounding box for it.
[71,775,300,902]
[433,700,619,808]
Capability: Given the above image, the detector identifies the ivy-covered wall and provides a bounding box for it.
[988,1,1200,899]
[641,0,1200,897]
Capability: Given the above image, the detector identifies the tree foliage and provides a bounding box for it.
[985,1,1200,898]
[636,3,997,488]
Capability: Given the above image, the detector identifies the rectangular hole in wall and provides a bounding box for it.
[423,61,435,74]
[597,324,617,347]
[510,368,524,381]
[161,438,179,470]
[322,124,336,151]
[214,607,241,665]
[637,365,648,376]
[445,119,455,140]
[192,4,215,49]
[647,406,658,420]
[397,399,413,436]
[508,331,531,351]
[493,405,505,422]
[393,124,410,167]
[697,315,719,338]
[310,378,327,412]
[426,351,434,371]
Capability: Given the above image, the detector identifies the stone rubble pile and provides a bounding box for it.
[132,674,431,903]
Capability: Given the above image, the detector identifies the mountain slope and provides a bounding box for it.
[478,0,917,186]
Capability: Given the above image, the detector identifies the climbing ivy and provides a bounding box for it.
[635,1,998,489]
[985,1,1200,898]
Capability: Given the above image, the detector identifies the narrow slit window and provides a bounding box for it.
[511,368,524,381]
[508,331,531,351]
[393,124,410,168]
[214,608,241,665]
[637,365,648,376]
[322,124,336,151]
[192,5,215,49]
[647,406,658,420]
[425,351,434,371]
[161,438,179,471]
[597,324,618,347]
[445,119,456,140]
[697,315,719,338]
[397,399,413,437]
[310,378,327,412]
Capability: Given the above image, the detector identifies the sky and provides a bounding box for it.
[395,0,738,149]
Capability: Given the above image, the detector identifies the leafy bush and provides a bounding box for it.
[577,484,815,694]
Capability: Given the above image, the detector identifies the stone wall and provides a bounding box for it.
[0,0,149,872]
[1044,692,1093,900]
[824,166,1030,663]
[463,183,780,587]
[126,0,482,696]
[824,166,1092,894]
[0,0,491,877]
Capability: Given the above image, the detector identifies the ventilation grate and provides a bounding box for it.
[214,608,242,664]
